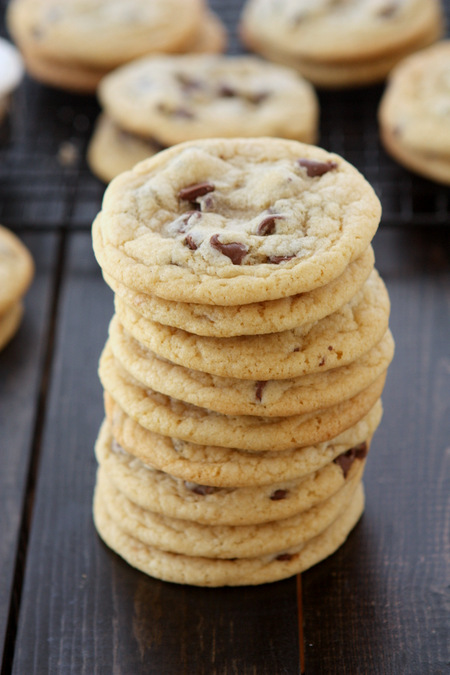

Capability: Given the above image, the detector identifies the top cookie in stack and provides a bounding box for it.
[240,0,444,88]
[92,137,394,586]
[6,0,227,93]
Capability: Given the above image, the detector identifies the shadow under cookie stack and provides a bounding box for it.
[92,137,394,587]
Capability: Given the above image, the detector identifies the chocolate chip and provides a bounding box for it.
[334,441,369,478]
[297,158,338,177]
[184,234,197,250]
[276,553,293,561]
[319,356,326,366]
[184,481,218,495]
[353,441,369,459]
[218,84,237,97]
[257,215,284,236]
[255,381,267,402]
[178,182,215,201]
[210,234,248,265]
[267,255,295,264]
[270,489,288,501]
[328,345,333,351]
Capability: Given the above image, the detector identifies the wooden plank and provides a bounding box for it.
[302,228,450,674]
[10,232,301,675]
[0,232,59,666]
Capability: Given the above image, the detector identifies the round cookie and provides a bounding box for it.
[98,54,318,146]
[96,419,369,525]
[379,40,450,185]
[99,347,386,451]
[92,138,381,306]
[0,302,24,351]
[87,115,162,184]
[239,0,443,64]
[104,400,382,487]
[113,271,390,381]
[108,318,394,417]
[7,0,204,70]
[93,480,365,586]
[0,225,34,315]
[95,464,363,559]
[104,246,375,337]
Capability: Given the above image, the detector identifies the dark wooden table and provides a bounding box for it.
[1,2,449,673]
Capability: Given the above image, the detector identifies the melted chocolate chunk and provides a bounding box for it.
[210,234,248,265]
[276,553,293,561]
[218,83,237,97]
[334,441,369,478]
[255,381,267,402]
[178,182,215,201]
[184,234,198,250]
[267,255,295,264]
[257,215,284,236]
[270,489,288,501]
[184,481,218,496]
[297,158,338,177]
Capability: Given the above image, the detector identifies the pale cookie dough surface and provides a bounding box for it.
[7,0,203,69]
[0,225,34,314]
[99,348,386,451]
[242,20,442,88]
[104,400,382,486]
[114,270,390,381]
[240,0,443,63]
[96,419,368,525]
[92,138,381,305]
[93,481,365,586]
[379,41,450,183]
[95,465,362,558]
[88,115,162,184]
[104,246,375,337]
[108,318,394,417]
[98,55,318,145]
[0,302,24,351]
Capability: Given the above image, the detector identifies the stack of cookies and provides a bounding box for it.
[91,137,394,586]
[6,0,227,94]
[0,225,34,352]
[87,54,318,183]
[239,0,444,88]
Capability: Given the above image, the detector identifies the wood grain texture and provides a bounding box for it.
[0,233,58,665]
[302,229,450,674]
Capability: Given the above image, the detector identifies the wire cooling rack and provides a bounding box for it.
[0,0,449,230]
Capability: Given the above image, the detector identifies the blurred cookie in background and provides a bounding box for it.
[0,37,23,123]
[240,0,444,88]
[0,225,34,351]
[6,0,227,93]
[88,54,319,182]
[379,40,450,185]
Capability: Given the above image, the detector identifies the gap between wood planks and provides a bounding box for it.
[0,230,67,675]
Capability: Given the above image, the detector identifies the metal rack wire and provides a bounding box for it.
[1,0,449,230]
